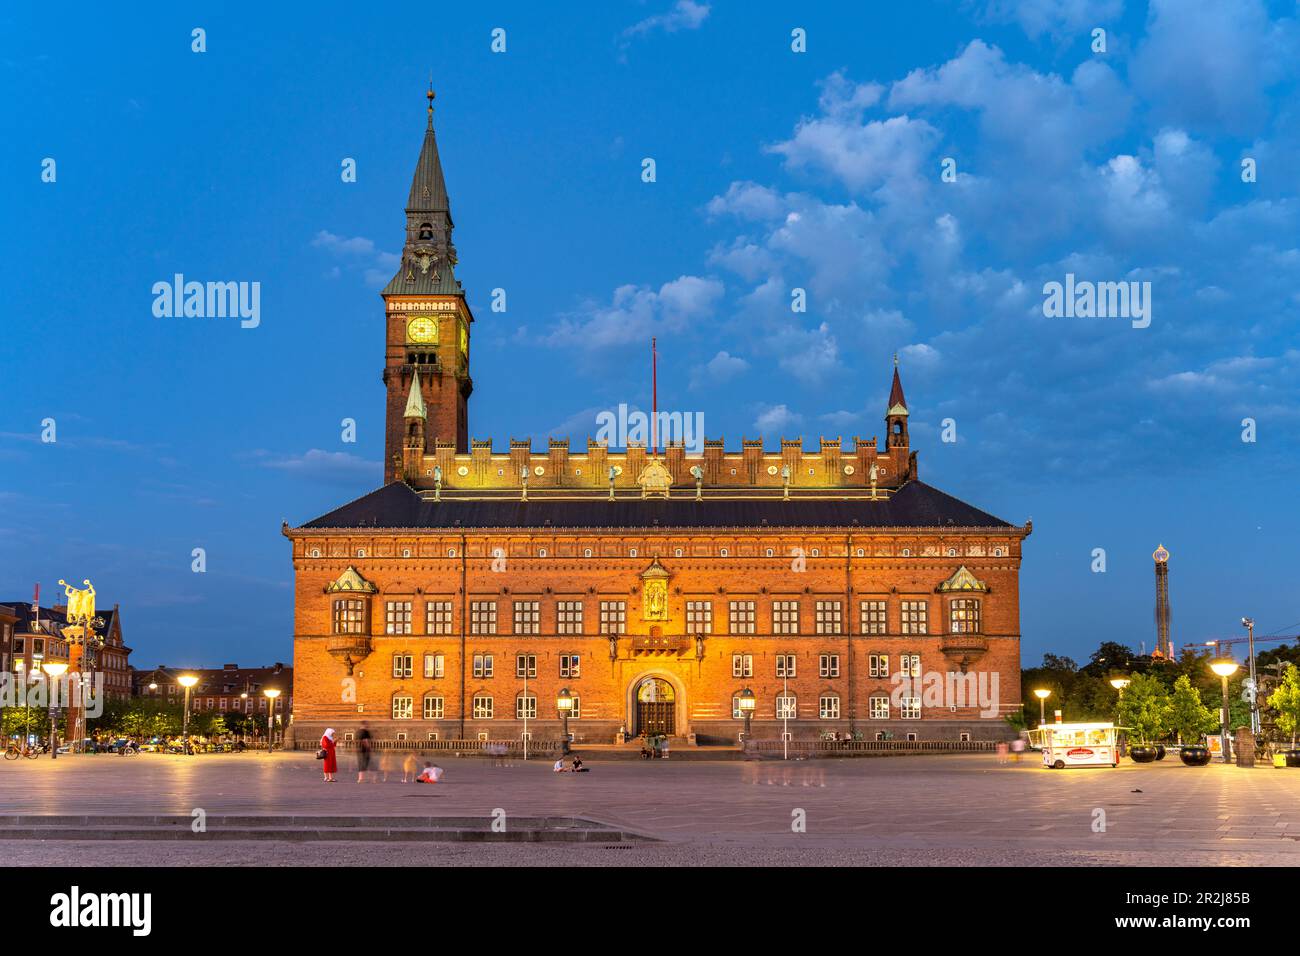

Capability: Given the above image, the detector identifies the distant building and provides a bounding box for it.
[132,663,294,722]
[0,599,132,700]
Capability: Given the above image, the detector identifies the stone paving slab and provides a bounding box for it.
[1,751,1297,864]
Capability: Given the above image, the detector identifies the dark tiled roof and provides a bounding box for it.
[296,480,1015,531]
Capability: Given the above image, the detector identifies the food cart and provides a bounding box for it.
[1027,722,1123,769]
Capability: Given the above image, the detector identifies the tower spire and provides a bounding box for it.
[427,79,434,131]
[404,369,427,420]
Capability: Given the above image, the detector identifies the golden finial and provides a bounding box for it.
[426,78,435,129]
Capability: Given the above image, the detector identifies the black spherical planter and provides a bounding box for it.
[1154,744,1167,761]
[1180,745,1211,766]
[1130,746,1158,763]
[1284,749,1300,768]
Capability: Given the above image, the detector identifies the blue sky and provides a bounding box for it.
[3,1,1299,669]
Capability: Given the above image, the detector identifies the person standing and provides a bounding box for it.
[356,721,373,783]
[320,729,338,782]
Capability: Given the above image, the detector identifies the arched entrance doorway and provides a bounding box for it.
[635,677,676,736]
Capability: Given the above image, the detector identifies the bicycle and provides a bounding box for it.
[4,744,40,760]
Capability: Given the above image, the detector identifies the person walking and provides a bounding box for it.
[356,721,373,783]
[320,728,338,782]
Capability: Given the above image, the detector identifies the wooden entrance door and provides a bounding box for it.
[635,678,676,735]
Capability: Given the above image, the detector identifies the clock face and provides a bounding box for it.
[407,315,438,343]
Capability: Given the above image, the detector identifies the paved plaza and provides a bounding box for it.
[2,751,1298,866]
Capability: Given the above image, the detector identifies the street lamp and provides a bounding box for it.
[1032,688,1051,726]
[178,675,199,754]
[1241,617,1259,734]
[264,688,281,752]
[738,687,756,744]
[1209,658,1239,764]
[557,687,573,755]
[240,692,249,744]
[42,661,68,760]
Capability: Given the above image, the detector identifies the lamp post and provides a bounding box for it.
[557,687,573,755]
[240,692,249,745]
[42,661,68,760]
[178,675,199,754]
[1241,617,1259,734]
[1209,658,1239,764]
[782,668,790,761]
[738,687,756,745]
[1033,688,1051,726]
[264,688,281,752]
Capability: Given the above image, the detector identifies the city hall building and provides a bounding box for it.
[284,93,1030,747]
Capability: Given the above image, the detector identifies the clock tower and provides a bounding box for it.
[381,86,473,483]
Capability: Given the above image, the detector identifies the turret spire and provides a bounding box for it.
[404,369,427,420]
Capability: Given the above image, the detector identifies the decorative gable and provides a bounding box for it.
[936,565,988,593]
[638,458,673,498]
[325,566,378,595]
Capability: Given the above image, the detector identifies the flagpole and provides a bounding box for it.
[651,337,658,456]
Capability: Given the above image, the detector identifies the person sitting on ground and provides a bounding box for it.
[415,761,443,784]
[553,757,567,772]
[571,756,589,772]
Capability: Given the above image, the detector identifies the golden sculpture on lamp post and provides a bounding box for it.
[57,578,105,754]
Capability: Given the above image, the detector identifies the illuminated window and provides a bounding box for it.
[775,653,796,678]
[901,696,921,719]
[686,601,713,633]
[772,600,799,635]
[426,601,453,635]
[557,601,583,634]
[949,598,981,634]
[392,696,413,720]
[869,696,889,719]
[815,600,842,635]
[860,600,887,635]
[471,601,497,635]
[513,600,540,635]
[599,601,626,635]
[332,599,365,635]
[729,600,756,635]
[901,600,928,635]
[899,653,921,678]
[385,601,413,635]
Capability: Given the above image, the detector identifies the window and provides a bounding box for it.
[392,696,413,720]
[391,653,413,679]
[731,695,748,719]
[819,653,840,678]
[819,695,841,720]
[686,601,713,634]
[775,653,796,678]
[731,654,753,678]
[471,601,498,634]
[860,600,887,635]
[515,654,537,679]
[901,600,928,635]
[776,694,797,720]
[959,732,971,742]
[719,548,729,557]
[514,600,540,635]
[868,653,889,679]
[949,598,981,634]
[729,600,756,635]
[900,653,921,678]
[557,601,583,635]
[516,694,537,720]
[385,601,413,635]
[599,601,627,635]
[423,653,444,679]
[567,697,582,719]
[472,653,494,679]
[870,696,890,719]
[472,695,494,719]
[815,600,842,635]
[772,600,799,634]
[559,654,580,678]
[426,601,453,635]
[423,696,444,719]
[332,599,365,634]
[901,696,921,719]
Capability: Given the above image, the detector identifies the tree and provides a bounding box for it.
[1167,674,1216,744]
[1267,664,1300,747]
[1116,673,1170,744]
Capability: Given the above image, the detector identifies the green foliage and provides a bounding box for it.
[1267,664,1300,746]
[1167,674,1216,744]
[1116,673,1170,744]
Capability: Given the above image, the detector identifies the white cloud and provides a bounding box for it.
[545,276,724,349]
[753,404,803,434]
[982,0,1123,40]
[624,0,710,38]
[311,230,400,289]
[690,350,749,390]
